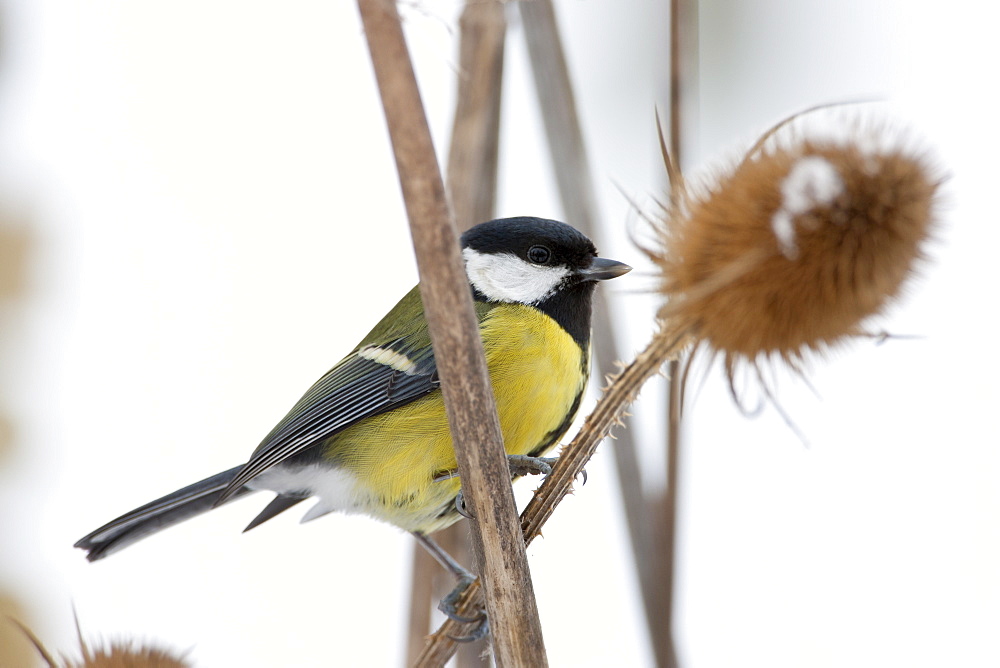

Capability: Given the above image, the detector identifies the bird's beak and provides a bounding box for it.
[577,257,632,281]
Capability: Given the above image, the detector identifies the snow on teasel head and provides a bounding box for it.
[648,109,943,381]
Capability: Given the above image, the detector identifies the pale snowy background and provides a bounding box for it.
[1,1,997,666]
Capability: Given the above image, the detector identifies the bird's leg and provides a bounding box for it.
[449,453,583,521]
[419,453,588,642]
[411,531,489,642]
[435,454,587,484]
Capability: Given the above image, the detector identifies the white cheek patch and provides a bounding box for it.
[462,248,571,304]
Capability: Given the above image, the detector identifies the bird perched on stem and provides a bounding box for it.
[75,216,630,610]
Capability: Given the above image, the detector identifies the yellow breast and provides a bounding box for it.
[481,304,588,458]
[328,303,588,532]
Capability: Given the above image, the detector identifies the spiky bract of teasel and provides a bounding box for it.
[652,120,941,373]
[14,617,191,668]
[66,642,190,668]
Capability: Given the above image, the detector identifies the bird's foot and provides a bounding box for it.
[506,454,588,485]
[439,574,490,643]
[412,531,490,642]
[506,454,557,477]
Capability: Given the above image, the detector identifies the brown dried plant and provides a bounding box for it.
[649,112,941,385]
[12,616,190,668]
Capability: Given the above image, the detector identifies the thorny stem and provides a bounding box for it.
[415,325,689,664]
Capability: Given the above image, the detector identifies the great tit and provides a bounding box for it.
[75,217,631,564]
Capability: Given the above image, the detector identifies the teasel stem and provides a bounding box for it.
[418,323,691,663]
[520,326,689,541]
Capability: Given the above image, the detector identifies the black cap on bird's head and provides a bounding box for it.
[460,216,631,344]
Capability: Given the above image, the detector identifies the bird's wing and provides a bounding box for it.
[219,341,438,499]
[217,287,491,502]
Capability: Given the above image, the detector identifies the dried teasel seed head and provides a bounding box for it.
[14,617,191,668]
[70,642,191,668]
[652,117,941,371]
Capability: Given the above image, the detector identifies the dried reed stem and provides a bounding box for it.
[446,1,506,231]
[649,2,698,666]
[407,1,507,665]
[356,1,545,666]
[405,551,437,666]
[518,2,661,658]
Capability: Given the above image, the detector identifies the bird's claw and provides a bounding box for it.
[454,491,473,519]
[438,574,490,641]
[507,455,589,486]
[507,454,557,478]
[447,617,491,643]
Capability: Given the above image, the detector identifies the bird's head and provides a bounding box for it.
[460,217,631,307]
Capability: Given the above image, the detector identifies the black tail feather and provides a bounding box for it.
[243,494,309,533]
[75,465,253,561]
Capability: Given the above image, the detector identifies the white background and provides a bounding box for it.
[1,1,997,666]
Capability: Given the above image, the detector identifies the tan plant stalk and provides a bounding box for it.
[355,0,547,665]
[517,2,662,645]
[407,2,507,665]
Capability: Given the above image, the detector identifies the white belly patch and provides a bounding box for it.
[248,464,369,523]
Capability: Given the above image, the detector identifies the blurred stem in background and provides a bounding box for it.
[409,0,696,665]
[520,1,694,666]
[0,221,38,668]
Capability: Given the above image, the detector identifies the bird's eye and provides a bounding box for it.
[527,245,551,264]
